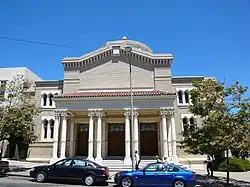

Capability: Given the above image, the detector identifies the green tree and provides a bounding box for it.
[180,79,250,185]
[0,75,40,159]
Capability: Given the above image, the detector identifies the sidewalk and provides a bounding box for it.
[194,169,250,182]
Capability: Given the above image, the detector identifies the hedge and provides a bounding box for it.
[218,157,250,172]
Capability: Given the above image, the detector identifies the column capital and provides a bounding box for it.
[88,111,95,118]
[61,112,68,120]
[159,107,175,117]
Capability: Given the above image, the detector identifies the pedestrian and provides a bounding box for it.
[134,151,140,170]
[204,155,214,176]
[162,156,168,164]
[155,155,162,163]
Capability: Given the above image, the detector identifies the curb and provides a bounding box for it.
[5,173,30,178]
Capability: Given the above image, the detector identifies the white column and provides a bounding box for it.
[134,110,139,153]
[51,113,60,163]
[87,112,94,161]
[124,109,131,165]
[167,118,172,158]
[171,115,177,162]
[95,111,103,164]
[160,111,168,158]
[69,120,75,157]
[60,112,68,159]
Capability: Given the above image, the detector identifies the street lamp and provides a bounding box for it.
[124,45,135,171]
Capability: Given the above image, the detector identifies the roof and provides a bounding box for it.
[56,90,175,98]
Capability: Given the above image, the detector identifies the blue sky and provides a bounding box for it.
[0,0,249,95]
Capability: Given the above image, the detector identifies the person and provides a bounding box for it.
[204,155,214,176]
[134,151,140,170]
[162,156,168,164]
[155,155,162,163]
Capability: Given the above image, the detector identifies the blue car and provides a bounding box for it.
[114,162,196,187]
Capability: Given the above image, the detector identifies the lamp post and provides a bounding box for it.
[124,45,135,171]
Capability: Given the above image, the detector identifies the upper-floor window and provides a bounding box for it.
[177,88,192,105]
[43,94,47,106]
[178,90,183,104]
[184,90,189,103]
[41,92,58,108]
[49,93,53,106]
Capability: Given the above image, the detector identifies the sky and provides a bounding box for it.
[0,0,249,95]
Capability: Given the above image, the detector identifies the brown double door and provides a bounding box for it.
[77,124,89,156]
[140,123,158,156]
[108,123,125,156]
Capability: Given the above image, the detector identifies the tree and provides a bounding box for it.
[180,79,250,185]
[0,75,40,159]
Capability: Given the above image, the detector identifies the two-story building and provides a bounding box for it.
[26,37,206,168]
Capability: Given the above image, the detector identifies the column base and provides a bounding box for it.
[87,156,94,161]
[123,156,132,165]
[95,157,103,164]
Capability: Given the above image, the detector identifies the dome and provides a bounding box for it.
[106,37,153,53]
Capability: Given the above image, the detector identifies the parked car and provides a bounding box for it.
[0,160,9,174]
[30,157,109,186]
[114,162,196,187]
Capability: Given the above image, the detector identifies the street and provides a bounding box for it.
[0,176,114,187]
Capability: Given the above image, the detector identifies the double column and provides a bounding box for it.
[123,108,139,165]
[51,109,68,163]
[87,109,104,164]
[159,108,177,162]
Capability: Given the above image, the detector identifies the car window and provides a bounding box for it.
[164,165,180,172]
[86,161,96,168]
[55,159,72,167]
[72,160,86,167]
[145,163,163,172]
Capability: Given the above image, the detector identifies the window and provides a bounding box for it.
[50,119,54,139]
[164,165,180,172]
[190,117,195,125]
[178,90,183,104]
[0,80,7,101]
[145,163,163,172]
[184,91,189,103]
[55,159,72,167]
[43,119,48,139]
[183,117,188,131]
[49,93,53,106]
[43,94,47,106]
[72,160,86,167]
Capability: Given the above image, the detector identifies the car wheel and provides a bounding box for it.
[173,179,186,187]
[120,176,133,187]
[35,171,46,183]
[83,175,95,186]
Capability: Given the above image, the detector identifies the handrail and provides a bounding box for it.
[177,154,191,170]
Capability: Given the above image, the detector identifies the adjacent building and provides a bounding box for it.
[3,38,208,168]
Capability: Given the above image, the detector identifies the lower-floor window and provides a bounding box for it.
[42,118,55,140]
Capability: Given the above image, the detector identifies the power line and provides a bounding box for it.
[0,36,78,49]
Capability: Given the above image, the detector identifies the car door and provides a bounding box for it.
[156,165,178,186]
[140,163,162,186]
[48,159,72,179]
[68,159,87,180]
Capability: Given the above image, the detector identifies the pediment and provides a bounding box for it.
[62,38,173,70]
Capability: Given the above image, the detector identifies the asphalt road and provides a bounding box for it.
[0,176,114,187]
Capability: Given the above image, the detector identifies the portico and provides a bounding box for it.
[50,90,178,165]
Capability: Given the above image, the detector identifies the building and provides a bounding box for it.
[0,67,42,158]
[19,38,206,167]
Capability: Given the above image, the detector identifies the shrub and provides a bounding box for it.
[218,157,250,172]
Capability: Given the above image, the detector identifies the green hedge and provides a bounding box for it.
[218,157,250,172]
